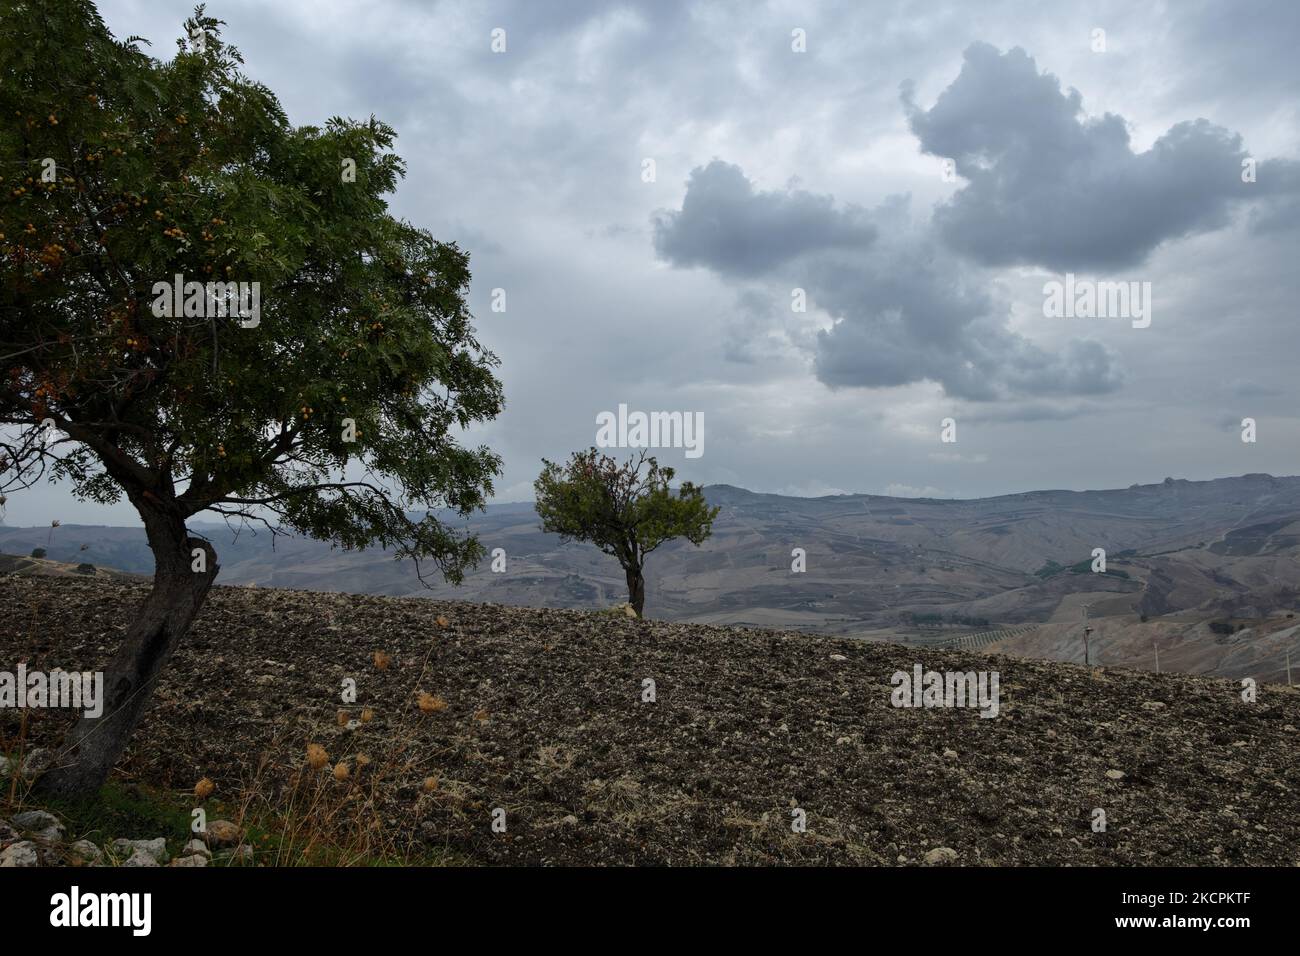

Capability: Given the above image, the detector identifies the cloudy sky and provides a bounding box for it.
[13,0,1300,525]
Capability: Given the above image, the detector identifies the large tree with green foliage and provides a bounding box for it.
[0,2,503,798]
[534,448,718,618]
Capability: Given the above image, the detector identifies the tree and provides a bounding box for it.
[534,448,718,618]
[0,2,503,798]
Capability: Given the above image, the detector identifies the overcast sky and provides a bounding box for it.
[9,0,1300,526]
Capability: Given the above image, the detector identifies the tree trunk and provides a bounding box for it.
[34,505,218,800]
[625,565,645,619]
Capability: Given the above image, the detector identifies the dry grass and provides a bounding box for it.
[582,775,696,828]
[531,744,576,780]
[0,615,467,868]
[211,637,470,866]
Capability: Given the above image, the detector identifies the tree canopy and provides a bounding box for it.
[0,0,504,797]
[0,1,503,578]
[534,448,718,616]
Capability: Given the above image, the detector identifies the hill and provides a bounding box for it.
[2,575,1297,865]
[0,552,142,582]
[6,473,1300,682]
[6,475,1300,627]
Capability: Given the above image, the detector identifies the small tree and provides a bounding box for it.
[534,448,718,618]
[1,3,503,798]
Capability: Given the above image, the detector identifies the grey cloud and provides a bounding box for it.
[722,290,781,365]
[652,161,877,277]
[1232,381,1281,399]
[904,43,1291,271]
[1002,339,1124,397]
[656,168,1122,400]
[960,402,1096,425]
[1248,156,1300,233]
[1216,412,1250,432]
[1250,197,1300,234]
[1167,0,1300,102]
[811,246,1124,401]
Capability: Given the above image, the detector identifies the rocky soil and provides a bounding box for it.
[2,575,1298,865]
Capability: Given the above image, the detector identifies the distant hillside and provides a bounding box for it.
[7,476,1300,686]
[0,551,142,582]
[5,473,1300,681]
[3,575,1297,865]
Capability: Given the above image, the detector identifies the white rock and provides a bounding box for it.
[170,853,207,867]
[18,748,51,778]
[0,841,40,867]
[67,840,103,865]
[1105,769,1126,781]
[11,809,63,838]
[121,848,159,867]
[182,839,212,858]
[112,837,169,864]
[829,654,847,661]
[923,846,959,866]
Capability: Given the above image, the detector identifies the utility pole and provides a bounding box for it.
[1153,640,1159,674]
[1081,603,1093,667]
[1288,648,1293,688]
